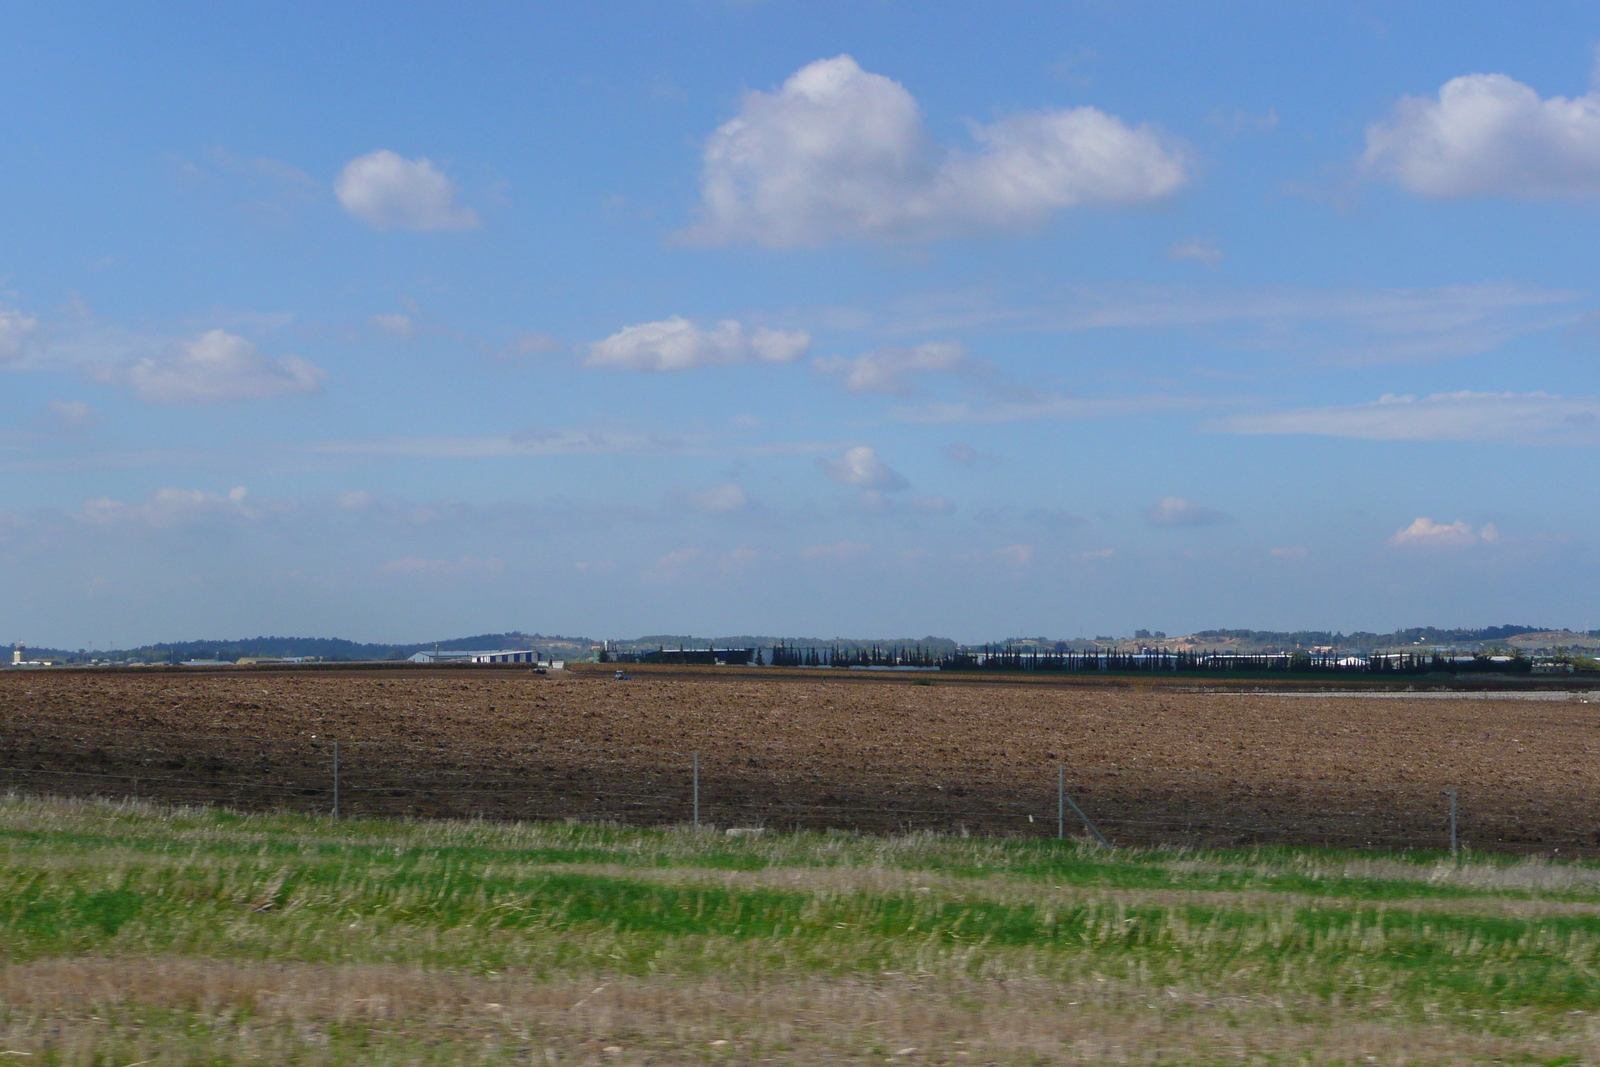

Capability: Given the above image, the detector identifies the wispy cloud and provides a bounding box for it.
[1144,496,1230,527]
[494,332,560,361]
[0,310,39,362]
[47,400,100,428]
[1026,507,1083,528]
[815,340,968,395]
[853,281,1576,365]
[686,483,751,514]
[382,555,505,578]
[890,392,1214,424]
[302,428,683,460]
[0,303,324,404]
[164,147,320,225]
[80,486,256,530]
[800,540,870,561]
[368,313,415,339]
[89,329,324,403]
[1167,238,1223,265]
[1209,390,1600,445]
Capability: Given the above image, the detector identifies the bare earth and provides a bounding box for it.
[1,665,1596,851]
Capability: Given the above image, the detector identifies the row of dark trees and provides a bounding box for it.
[943,648,1533,674]
[770,643,941,668]
[768,644,1535,675]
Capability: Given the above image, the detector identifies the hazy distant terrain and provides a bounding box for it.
[18,624,1600,664]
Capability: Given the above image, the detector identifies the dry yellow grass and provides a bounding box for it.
[5,956,1595,1066]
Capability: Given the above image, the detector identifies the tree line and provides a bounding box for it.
[768,644,1537,675]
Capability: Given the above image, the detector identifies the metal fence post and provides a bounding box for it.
[1449,786,1457,856]
[1058,764,1065,841]
[1061,781,1109,848]
[693,752,700,828]
[333,742,340,820]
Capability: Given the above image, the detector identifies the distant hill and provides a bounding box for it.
[1507,630,1600,651]
[20,632,596,664]
[17,624,1596,666]
[970,626,1586,654]
[1176,625,1561,652]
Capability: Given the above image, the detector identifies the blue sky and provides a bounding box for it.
[4,1,1600,647]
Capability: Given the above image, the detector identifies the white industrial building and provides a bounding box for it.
[408,648,563,667]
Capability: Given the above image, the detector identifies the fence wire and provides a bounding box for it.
[0,721,1592,855]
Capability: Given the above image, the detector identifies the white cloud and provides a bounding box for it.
[821,445,909,490]
[683,55,1188,246]
[815,340,967,394]
[1144,496,1230,527]
[1210,390,1600,445]
[0,310,38,362]
[1271,545,1308,559]
[688,483,750,513]
[335,150,479,230]
[48,400,100,428]
[1364,71,1600,197]
[91,329,324,404]
[1167,238,1222,265]
[1389,517,1500,549]
[587,316,810,372]
[368,313,414,339]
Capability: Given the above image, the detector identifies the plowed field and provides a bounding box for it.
[2,666,1597,852]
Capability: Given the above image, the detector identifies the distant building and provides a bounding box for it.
[408,648,564,667]
[642,648,754,666]
[468,650,539,664]
[594,643,755,665]
[407,650,474,664]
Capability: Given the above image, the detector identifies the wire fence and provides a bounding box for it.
[1,721,1593,855]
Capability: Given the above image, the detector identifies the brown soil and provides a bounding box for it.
[1,665,1596,852]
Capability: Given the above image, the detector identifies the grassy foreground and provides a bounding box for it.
[3,799,1600,1064]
